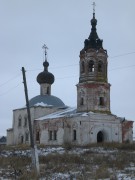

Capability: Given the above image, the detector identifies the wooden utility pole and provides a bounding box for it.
[22,67,40,176]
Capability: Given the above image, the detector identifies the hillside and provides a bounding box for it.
[0,143,135,179]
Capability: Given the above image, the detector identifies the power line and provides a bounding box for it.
[0,51,135,95]
[26,51,135,72]
[109,51,135,59]
[0,63,135,97]
[0,73,21,88]
[110,64,135,71]
[0,83,22,97]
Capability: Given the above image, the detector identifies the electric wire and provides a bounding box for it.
[26,51,135,72]
[0,73,21,88]
[109,64,135,71]
[109,51,135,59]
[0,83,22,97]
[0,51,135,96]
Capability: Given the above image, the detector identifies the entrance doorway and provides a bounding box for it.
[97,131,104,143]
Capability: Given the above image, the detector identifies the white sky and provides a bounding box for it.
[0,0,135,136]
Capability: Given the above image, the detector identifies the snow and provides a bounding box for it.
[0,147,135,179]
[34,102,53,107]
[36,107,77,120]
[81,112,88,117]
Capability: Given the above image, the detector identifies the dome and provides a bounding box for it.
[37,61,55,85]
[29,95,65,108]
[37,71,54,84]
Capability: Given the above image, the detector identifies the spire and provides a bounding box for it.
[84,2,103,50]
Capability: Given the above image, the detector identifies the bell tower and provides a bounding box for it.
[77,4,111,113]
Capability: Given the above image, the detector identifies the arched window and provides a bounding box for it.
[89,60,94,72]
[98,61,103,72]
[99,97,105,106]
[80,97,84,105]
[81,61,85,73]
[18,116,22,127]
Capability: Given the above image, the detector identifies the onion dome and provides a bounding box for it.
[37,60,55,85]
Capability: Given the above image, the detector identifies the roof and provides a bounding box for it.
[35,107,77,120]
[0,136,6,144]
[35,107,130,122]
[29,95,66,108]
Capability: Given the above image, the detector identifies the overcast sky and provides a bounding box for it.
[0,0,135,137]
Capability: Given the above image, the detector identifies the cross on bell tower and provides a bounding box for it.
[92,2,96,14]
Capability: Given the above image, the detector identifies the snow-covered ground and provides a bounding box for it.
[0,146,135,179]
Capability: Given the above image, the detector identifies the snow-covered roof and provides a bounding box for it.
[35,107,77,120]
[35,107,128,122]
[35,107,98,121]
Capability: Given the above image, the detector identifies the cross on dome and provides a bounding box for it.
[42,44,48,61]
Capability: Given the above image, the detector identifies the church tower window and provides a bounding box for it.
[80,97,84,105]
[89,60,94,72]
[81,61,85,73]
[99,97,105,106]
[98,61,103,72]
[47,86,50,95]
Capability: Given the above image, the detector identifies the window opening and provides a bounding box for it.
[54,130,57,140]
[25,132,29,141]
[36,131,40,141]
[73,130,77,141]
[89,60,94,72]
[81,61,85,73]
[47,86,50,95]
[80,97,84,105]
[99,97,104,106]
[49,131,52,140]
[21,136,23,144]
[24,117,27,127]
[18,116,22,127]
[98,61,103,72]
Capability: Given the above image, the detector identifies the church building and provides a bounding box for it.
[7,7,133,145]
